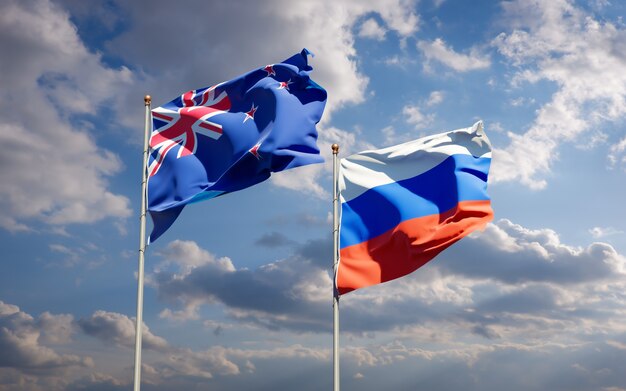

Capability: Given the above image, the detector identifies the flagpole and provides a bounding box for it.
[133,95,151,391]
[332,143,340,391]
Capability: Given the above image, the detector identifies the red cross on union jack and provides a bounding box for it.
[149,86,231,177]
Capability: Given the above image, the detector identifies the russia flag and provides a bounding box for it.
[337,121,493,295]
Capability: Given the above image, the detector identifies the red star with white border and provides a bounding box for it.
[264,65,276,76]
[243,103,258,123]
[249,142,262,160]
[278,79,292,90]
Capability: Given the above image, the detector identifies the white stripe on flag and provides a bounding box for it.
[339,121,491,203]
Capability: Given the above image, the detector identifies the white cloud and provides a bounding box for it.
[426,90,445,106]
[441,219,626,284]
[154,240,236,275]
[358,18,387,41]
[37,312,75,345]
[65,372,127,390]
[151,238,334,332]
[48,243,99,267]
[383,55,417,68]
[589,226,624,238]
[0,0,133,232]
[402,104,435,129]
[381,125,402,146]
[509,97,535,107]
[417,38,490,72]
[491,0,626,188]
[154,347,240,379]
[270,164,328,199]
[138,343,330,388]
[0,301,92,383]
[609,136,626,168]
[391,91,444,142]
[78,311,168,351]
[110,0,419,119]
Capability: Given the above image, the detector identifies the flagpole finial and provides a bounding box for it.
[144,95,151,105]
[332,144,339,154]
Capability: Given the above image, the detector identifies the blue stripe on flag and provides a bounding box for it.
[340,154,491,248]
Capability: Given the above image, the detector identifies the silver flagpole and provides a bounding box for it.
[332,143,340,391]
[133,95,151,391]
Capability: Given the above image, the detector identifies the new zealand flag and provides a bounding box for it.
[147,49,327,242]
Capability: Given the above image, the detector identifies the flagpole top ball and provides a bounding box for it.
[332,144,339,154]
[144,95,151,105]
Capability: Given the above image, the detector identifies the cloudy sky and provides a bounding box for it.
[2,0,626,390]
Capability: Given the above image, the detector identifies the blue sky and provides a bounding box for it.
[2,0,626,390]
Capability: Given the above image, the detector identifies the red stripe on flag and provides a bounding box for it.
[198,121,222,134]
[149,141,179,177]
[152,111,173,121]
[337,200,493,295]
[182,91,195,107]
